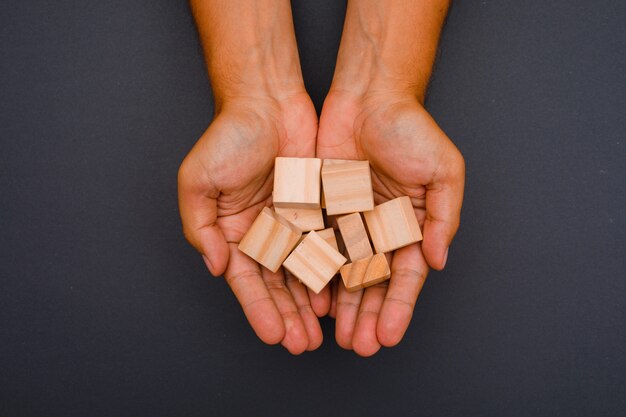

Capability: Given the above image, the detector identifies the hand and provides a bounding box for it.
[317,90,465,356]
[178,93,330,354]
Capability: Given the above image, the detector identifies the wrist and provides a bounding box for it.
[330,35,425,102]
[330,38,429,103]
[324,86,419,119]
[192,0,306,110]
[329,0,450,104]
[210,50,307,110]
[217,88,312,120]
[329,74,424,105]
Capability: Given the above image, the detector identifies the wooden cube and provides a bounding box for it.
[340,253,391,292]
[297,228,338,249]
[274,207,324,232]
[363,196,423,253]
[336,213,373,262]
[315,227,339,251]
[273,157,321,208]
[321,159,374,215]
[238,207,302,272]
[283,230,347,294]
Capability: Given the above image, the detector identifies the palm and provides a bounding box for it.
[318,93,451,209]
[179,94,326,354]
[200,112,281,245]
[203,100,316,243]
[317,91,464,356]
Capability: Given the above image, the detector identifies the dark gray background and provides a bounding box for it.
[1,0,624,416]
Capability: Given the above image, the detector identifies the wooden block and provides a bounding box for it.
[363,196,423,253]
[321,159,374,215]
[316,227,339,251]
[298,227,338,249]
[326,215,349,258]
[336,213,373,262]
[273,157,321,208]
[238,207,302,272]
[335,227,348,259]
[340,253,391,292]
[283,230,347,294]
[274,207,324,232]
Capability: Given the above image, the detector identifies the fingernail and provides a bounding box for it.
[442,247,449,269]
[202,254,214,274]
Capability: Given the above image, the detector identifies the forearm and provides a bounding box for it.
[190,0,305,109]
[331,0,450,102]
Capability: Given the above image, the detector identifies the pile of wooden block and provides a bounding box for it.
[238,157,423,294]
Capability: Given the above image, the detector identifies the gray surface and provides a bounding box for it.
[1,0,624,416]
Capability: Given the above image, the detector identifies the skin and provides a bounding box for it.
[179,0,465,356]
[178,0,327,354]
[319,0,464,356]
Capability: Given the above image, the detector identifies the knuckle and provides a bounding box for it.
[241,295,273,311]
[265,279,287,291]
[357,309,380,319]
[337,300,361,310]
[225,270,262,287]
[384,295,415,310]
[297,304,315,315]
[280,309,301,321]
[393,267,428,284]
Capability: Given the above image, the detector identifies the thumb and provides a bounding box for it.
[178,157,230,277]
[421,151,465,270]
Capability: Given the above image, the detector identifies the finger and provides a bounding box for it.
[422,150,465,270]
[308,284,331,317]
[377,243,428,347]
[261,268,310,355]
[178,159,229,276]
[224,244,284,345]
[352,283,387,357]
[329,277,339,319]
[334,281,363,350]
[284,271,324,351]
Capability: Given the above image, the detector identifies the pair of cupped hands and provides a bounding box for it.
[178,86,464,356]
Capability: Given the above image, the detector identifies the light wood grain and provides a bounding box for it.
[321,159,374,215]
[340,253,391,292]
[363,196,423,253]
[337,213,373,262]
[315,227,339,251]
[298,228,338,249]
[283,230,347,294]
[275,207,324,232]
[238,207,302,272]
[273,157,321,208]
